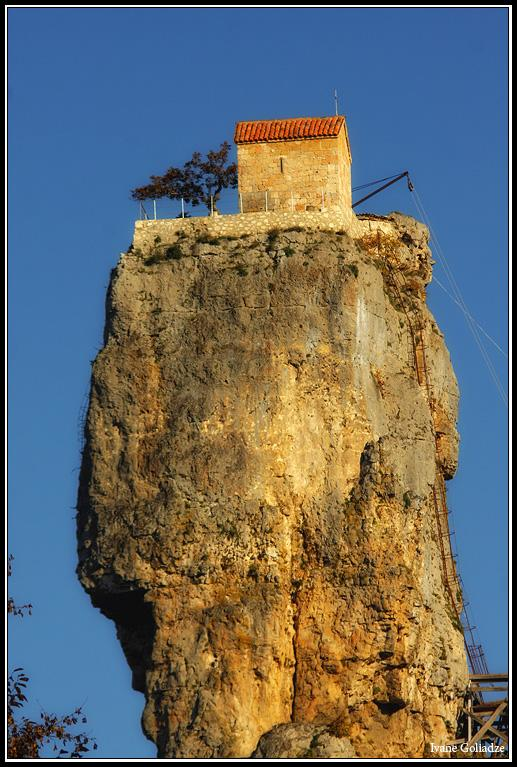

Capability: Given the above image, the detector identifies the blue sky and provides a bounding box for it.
[8,7,508,759]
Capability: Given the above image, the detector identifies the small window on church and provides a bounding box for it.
[280,157,285,174]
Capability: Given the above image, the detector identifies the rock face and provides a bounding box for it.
[77,213,468,758]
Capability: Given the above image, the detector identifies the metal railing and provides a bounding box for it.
[138,198,190,221]
[138,189,347,220]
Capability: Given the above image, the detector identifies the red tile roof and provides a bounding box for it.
[234,115,345,144]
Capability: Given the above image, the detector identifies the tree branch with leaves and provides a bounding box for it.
[7,556,97,758]
[131,141,237,214]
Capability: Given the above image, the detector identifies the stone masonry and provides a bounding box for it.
[133,210,393,254]
[235,117,352,214]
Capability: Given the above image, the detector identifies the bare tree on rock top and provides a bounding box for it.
[131,142,238,214]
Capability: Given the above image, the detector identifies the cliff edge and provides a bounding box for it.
[77,213,468,758]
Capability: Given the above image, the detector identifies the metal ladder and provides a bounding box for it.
[378,231,489,675]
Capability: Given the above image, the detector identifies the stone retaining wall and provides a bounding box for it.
[132,209,395,250]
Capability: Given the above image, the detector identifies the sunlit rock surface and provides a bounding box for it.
[77,214,468,758]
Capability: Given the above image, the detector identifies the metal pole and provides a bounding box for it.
[181,198,185,218]
[352,171,411,209]
[239,192,243,214]
[153,200,157,220]
[265,190,268,212]
[334,89,339,116]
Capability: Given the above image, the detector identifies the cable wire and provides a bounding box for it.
[410,188,508,407]
[432,275,508,358]
[352,172,402,192]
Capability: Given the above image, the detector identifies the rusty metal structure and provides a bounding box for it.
[376,230,493,676]
[374,230,509,756]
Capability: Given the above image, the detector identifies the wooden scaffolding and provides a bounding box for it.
[450,674,509,756]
